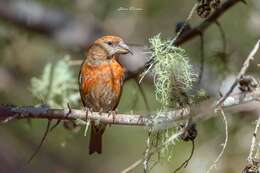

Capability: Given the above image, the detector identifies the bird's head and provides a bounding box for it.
[93,35,133,58]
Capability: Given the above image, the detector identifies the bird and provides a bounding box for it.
[78,35,132,154]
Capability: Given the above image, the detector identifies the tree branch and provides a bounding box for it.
[1,88,260,129]
[174,0,242,46]
[119,0,243,75]
[216,40,260,107]
[0,0,102,49]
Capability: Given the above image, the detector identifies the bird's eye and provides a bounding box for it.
[106,41,113,46]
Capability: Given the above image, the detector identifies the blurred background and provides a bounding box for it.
[0,0,260,172]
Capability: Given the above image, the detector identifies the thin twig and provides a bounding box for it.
[26,120,51,164]
[173,140,195,173]
[144,129,152,173]
[139,2,198,83]
[197,34,205,85]
[147,159,160,172]
[169,3,198,46]
[206,109,229,173]
[50,120,61,131]
[121,131,182,173]
[134,79,151,111]
[174,0,242,46]
[255,142,260,161]
[215,20,227,53]
[215,40,260,107]
[248,114,260,162]
[121,159,142,173]
[139,62,153,84]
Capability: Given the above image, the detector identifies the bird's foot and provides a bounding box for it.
[66,103,72,117]
[108,110,117,126]
[84,107,90,121]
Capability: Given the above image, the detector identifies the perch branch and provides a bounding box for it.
[0,88,260,129]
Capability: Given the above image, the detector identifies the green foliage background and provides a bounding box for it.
[0,0,260,173]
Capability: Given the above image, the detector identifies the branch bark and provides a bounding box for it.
[1,88,260,129]
[216,40,260,107]
[174,0,242,46]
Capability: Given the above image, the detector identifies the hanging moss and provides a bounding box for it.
[149,34,197,108]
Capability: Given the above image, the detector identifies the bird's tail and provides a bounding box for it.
[89,123,106,154]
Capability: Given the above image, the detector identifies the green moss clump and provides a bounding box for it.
[149,34,197,108]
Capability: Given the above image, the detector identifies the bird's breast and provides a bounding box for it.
[79,60,125,111]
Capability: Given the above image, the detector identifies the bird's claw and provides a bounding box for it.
[84,107,89,121]
[66,103,72,118]
[108,110,117,126]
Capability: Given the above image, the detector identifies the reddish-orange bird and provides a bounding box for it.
[79,35,132,154]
